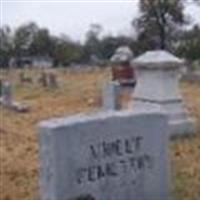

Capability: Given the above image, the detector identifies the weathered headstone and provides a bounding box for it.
[48,72,58,88]
[19,71,33,84]
[0,79,2,96]
[1,81,12,107]
[130,50,196,136]
[38,109,170,200]
[0,80,29,112]
[39,72,48,87]
[181,70,200,84]
[102,81,120,110]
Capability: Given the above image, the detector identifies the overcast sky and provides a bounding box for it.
[1,0,200,42]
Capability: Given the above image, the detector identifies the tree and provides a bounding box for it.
[177,25,200,61]
[13,22,39,64]
[83,24,103,61]
[53,36,83,66]
[0,26,13,67]
[133,0,186,51]
[30,28,53,57]
[100,35,134,60]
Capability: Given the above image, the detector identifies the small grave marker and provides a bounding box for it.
[39,72,48,87]
[0,79,3,96]
[48,72,58,88]
[0,81,29,112]
[19,72,33,84]
[1,81,12,107]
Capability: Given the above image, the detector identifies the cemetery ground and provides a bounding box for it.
[0,67,200,200]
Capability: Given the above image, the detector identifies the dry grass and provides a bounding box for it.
[170,83,200,200]
[0,68,200,200]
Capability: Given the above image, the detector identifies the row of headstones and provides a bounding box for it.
[0,71,58,112]
[19,71,58,88]
[181,70,200,84]
[38,50,196,200]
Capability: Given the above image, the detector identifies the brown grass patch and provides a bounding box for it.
[0,68,200,200]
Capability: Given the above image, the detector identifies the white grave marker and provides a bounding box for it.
[130,50,196,136]
[102,81,120,110]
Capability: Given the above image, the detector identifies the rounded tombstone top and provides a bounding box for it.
[110,46,133,64]
[131,50,184,69]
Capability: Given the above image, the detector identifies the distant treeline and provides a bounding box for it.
[1,0,200,68]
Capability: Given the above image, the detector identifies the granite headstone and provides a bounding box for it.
[38,109,170,200]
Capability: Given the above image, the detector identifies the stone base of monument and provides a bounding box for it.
[162,100,196,136]
[131,99,196,137]
[170,118,195,137]
[102,81,121,111]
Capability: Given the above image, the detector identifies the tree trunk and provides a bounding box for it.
[160,27,166,50]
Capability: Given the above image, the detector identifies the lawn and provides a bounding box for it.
[0,68,200,200]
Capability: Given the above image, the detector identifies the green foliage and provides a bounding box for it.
[100,36,134,59]
[79,24,134,62]
[0,17,178,68]
[0,21,144,68]
[0,22,84,68]
[53,37,83,66]
[1,5,200,69]
[0,26,12,67]
[13,22,39,57]
[177,25,200,61]
[133,0,186,51]
[29,28,53,57]
[83,24,103,61]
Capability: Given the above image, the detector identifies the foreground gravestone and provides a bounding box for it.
[38,109,170,200]
[130,50,196,136]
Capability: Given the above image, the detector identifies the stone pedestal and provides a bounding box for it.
[102,81,120,111]
[130,50,196,136]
